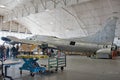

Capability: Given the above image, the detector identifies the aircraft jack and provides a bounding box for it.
[19,58,46,77]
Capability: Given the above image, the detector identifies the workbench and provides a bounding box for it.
[0,59,21,80]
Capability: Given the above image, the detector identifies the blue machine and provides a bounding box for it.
[19,58,46,76]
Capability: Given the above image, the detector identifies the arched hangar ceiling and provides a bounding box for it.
[0,15,31,34]
[0,0,120,38]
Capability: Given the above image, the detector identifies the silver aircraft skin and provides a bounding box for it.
[1,17,118,55]
[27,17,118,53]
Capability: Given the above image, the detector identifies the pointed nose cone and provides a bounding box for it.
[1,37,11,42]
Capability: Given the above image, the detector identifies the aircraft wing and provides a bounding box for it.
[1,36,42,45]
[1,36,57,49]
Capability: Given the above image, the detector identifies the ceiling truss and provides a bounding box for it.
[3,0,91,21]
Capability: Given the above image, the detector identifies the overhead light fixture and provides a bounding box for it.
[50,22,53,24]
[66,28,72,31]
[17,0,21,2]
[0,5,6,8]
[3,21,6,23]
[36,21,39,24]
[13,17,17,20]
[66,29,70,31]
[45,9,50,12]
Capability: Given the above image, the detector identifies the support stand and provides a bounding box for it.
[19,58,46,77]
[0,59,13,80]
[0,42,13,80]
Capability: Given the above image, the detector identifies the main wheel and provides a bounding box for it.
[109,55,112,59]
[30,72,35,77]
[20,70,22,75]
[61,67,64,71]
[55,68,58,72]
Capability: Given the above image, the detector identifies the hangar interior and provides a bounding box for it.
[0,0,120,38]
[0,0,120,80]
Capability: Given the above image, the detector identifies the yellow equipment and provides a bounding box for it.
[17,54,49,59]
[19,44,37,52]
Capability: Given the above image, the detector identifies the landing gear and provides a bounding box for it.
[109,55,112,59]
[61,67,64,71]
[55,68,58,72]
[20,70,22,75]
[30,72,35,77]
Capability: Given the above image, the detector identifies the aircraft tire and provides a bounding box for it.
[20,70,22,75]
[30,72,35,77]
[55,68,58,72]
[109,55,112,59]
[61,67,64,71]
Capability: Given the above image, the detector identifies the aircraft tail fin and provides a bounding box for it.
[80,17,118,44]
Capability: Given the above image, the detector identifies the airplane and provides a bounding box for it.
[1,17,119,58]
[1,35,56,48]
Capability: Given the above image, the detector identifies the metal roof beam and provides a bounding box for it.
[4,0,91,21]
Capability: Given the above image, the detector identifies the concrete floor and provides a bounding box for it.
[1,55,120,80]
